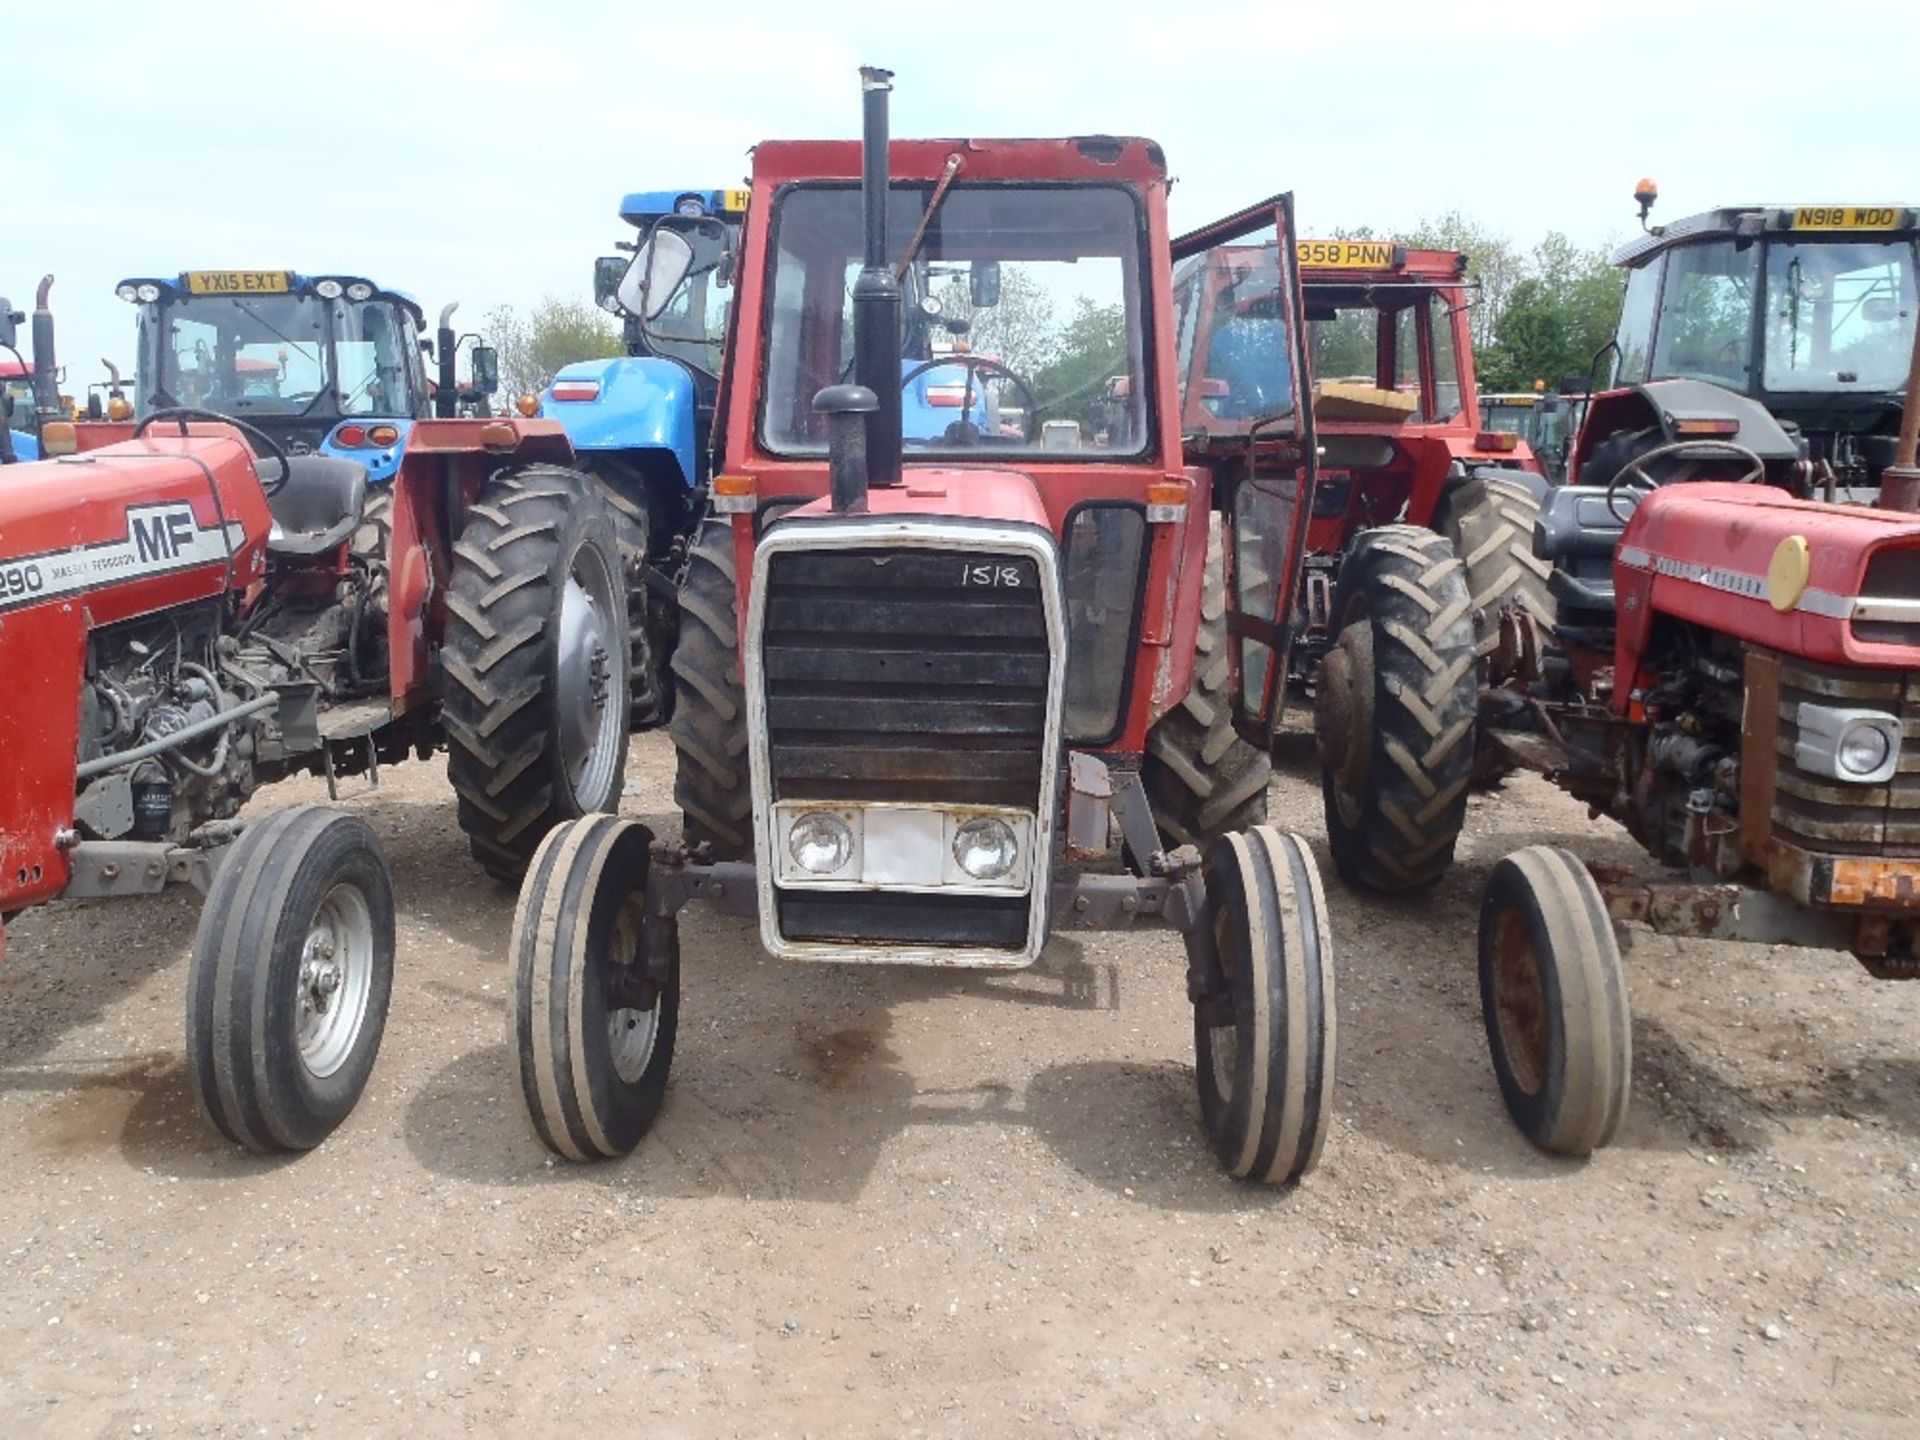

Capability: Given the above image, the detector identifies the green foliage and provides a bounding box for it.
[1030,298,1128,432]
[483,297,624,399]
[1482,234,1622,392]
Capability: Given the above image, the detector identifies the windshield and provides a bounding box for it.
[761,182,1148,458]
[634,217,734,377]
[1306,285,1459,421]
[141,293,422,418]
[1763,238,1917,394]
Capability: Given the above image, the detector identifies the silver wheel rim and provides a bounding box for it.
[296,881,375,1079]
[556,543,623,808]
[606,893,659,1084]
[1209,906,1238,1101]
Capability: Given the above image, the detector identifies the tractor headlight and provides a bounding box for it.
[116,283,139,302]
[951,816,1019,881]
[314,279,345,300]
[1795,703,1901,784]
[135,283,161,303]
[787,810,855,875]
[345,281,373,301]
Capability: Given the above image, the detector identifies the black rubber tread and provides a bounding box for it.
[185,805,395,1153]
[583,461,670,729]
[1477,845,1631,1155]
[1320,525,1478,893]
[1434,470,1557,658]
[1143,524,1272,851]
[508,815,678,1161]
[443,464,631,882]
[668,519,753,859]
[1194,826,1336,1185]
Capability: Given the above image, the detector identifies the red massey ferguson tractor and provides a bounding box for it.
[505,69,1339,1186]
[0,316,631,1151]
[1172,236,1555,893]
[1382,197,1920,1156]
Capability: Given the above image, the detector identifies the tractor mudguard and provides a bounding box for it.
[541,356,698,489]
[317,417,414,483]
[1576,379,1802,482]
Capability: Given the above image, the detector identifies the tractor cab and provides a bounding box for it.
[1480,388,1582,481]
[1586,203,1918,492]
[1,354,37,459]
[116,271,432,460]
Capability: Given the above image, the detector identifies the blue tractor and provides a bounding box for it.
[110,270,499,476]
[544,187,998,726]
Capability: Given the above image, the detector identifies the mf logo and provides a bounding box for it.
[130,506,199,563]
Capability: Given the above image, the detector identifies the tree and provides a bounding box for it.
[1483,235,1622,392]
[1405,211,1525,356]
[484,297,624,399]
[1030,297,1128,433]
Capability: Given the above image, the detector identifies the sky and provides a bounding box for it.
[6,0,1916,395]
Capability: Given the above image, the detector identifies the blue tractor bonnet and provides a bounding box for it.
[541,356,699,489]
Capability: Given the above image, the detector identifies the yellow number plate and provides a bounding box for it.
[1790,207,1903,231]
[1297,240,1397,269]
[721,187,751,214]
[185,270,290,295]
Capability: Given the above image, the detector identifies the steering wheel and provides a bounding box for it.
[901,355,1037,444]
[135,407,292,493]
[1605,436,1766,522]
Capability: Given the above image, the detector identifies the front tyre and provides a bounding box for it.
[445,465,631,882]
[509,815,679,1161]
[1478,845,1631,1155]
[1193,826,1336,1185]
[186,806,395,1152]
[668,519,753,859]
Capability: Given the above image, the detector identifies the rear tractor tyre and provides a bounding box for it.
[1433,470,1555,659]
[509,815,679,1161]
[586,462,673,729]
[1143,521,1271,852]
[1193,826,1336,1185]
[1315,525,1477,893]
[1477,845,1631,1155]
[186,805,395,1153]
[668,519,753,860]
[444,465,631,882]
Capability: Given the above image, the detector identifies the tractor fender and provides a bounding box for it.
[540,356,697,490]
[318,417,413,483]
[1572,379,1800,484]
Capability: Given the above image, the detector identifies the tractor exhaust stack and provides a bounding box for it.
[435,303,460,419]
[851,65,902,492]
[30,275,60,422]
[1878,309,1920,512]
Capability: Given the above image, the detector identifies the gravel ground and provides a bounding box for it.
[2,728,1918,1437]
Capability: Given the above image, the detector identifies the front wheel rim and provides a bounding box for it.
[295,881,376,1079]
[1490,907,1549,1097]
[556,545,624,807]
[605,892,659,1084]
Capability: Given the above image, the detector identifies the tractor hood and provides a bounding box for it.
[1616,482,1920,668]
[775,467,1052,531]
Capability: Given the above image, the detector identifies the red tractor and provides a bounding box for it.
[1399,196,1920,1155]
[506,69,1338,1185]
[0,296,631,1152]
[1174,235,1555,892]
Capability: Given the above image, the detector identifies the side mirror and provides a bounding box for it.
[616,229,696,322]
[593,256,627,313]
[469,345,500,396]
[1863,296,1897,325]
[969,261,1001,309]
[0,300,17,349]
[419,338,435,358]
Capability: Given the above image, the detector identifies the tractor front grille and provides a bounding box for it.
[759,546,1050,808]
[1772,657,1920,855]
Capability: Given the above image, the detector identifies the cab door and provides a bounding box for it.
[1171,192,1318,746]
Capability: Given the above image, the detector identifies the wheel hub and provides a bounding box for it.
[294,883,376,1080]
[556,549,625,806]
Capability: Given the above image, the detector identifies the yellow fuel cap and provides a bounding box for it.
[1767,534,1811,611]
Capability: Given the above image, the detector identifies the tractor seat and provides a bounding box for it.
[1532,485,1639,616]
[265,455,369,556]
